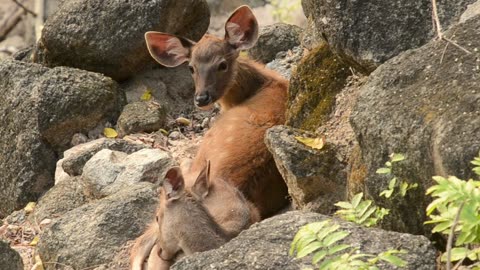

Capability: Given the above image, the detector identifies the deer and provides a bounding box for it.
[131,5,289,269]
[132,162,260,270]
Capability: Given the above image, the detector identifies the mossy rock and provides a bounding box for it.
[286,44,350,131]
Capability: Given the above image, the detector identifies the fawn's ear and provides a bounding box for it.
[192,161,211,199]
[145,32,195,67]
[224,5,259,50]
[163,167,185,200]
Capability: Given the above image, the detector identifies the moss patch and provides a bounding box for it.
[286,44,351,131]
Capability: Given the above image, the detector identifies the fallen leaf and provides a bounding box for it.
[30,235,40,246]
[141,89,152,101]
[24,202,36,214]
[295,136,325,150]
[175,117,191,126]
[159,129,168,135]
[39,219,52,226]
[103,128,118,138]
[32,255,45,270]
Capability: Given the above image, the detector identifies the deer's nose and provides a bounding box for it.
[195,92,212,107]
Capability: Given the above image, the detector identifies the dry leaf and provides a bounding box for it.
[295,136,325,150]
[141,89,152,101]
[30,235,40,246]
[175,117,191,126]
[24,202,36,214]
[32,255,45,270]
[103,128,118,138]
[40,219,52,226]
[159,129,168,135]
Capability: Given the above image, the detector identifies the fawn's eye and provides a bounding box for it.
[188,65,195,74]
[218,61,228,72]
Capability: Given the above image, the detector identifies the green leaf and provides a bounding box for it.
[441,247,469,262]
[380,189,394,199]
[379,254,407,267]
[351,193,363,208]
[297,241,323,258]
[390,153,405,163]
[312,250,328,264]
[335,201,353,209]
[322,231,350,246]
[388,178,397,189]
[376,168,391,174]
[327,244,351,255]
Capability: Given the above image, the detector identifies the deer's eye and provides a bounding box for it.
[188,65,195,74]
[218,61,228,72]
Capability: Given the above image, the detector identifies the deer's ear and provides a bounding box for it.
[224,5,259,50]
[192,161,211,199]
[163,167,185,200]
[145,32,195,67]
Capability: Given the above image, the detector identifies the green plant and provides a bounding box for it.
[335,193,389,227]
[376,153,418,198]
[269,0,302,23]
[290,220,407,270]
[425,151,480,269]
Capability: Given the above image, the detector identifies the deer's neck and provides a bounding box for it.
[218,58,268,111]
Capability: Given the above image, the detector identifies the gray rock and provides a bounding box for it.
[173,211,436,270]
[0,241,23,270]
[121,65,195,115]
[37,182,159,270]
[266,126,346,214]
[33,0,210,81]
[460,0,480,22]
[249,23,302,63]
[350,16,480,234]
[266,46,305,79]
[60,138,149,179]
[34,176,87,221]
[82,148,173,198]
[116,101,167,137]
[207,0,267,15]
[0,59,125,217]
[302,0,476,72]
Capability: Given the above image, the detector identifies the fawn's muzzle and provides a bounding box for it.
[195,92,212,107]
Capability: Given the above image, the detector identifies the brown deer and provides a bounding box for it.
[131,5,289,269]
[132,163,260,270]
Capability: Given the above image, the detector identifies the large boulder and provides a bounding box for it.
[248,23,302,64]
[350,16,480,234]
[302,0,476,72]
[37,182,159,270]
[265,126,346,214]
[0,241,23,270]
[116,101,167,137]
[33,0,210,81]
[286,45,350,130]
[82,148,173,198]
[0,59,125,217]
[172,211,437,270]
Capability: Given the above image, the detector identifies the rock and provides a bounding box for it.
[33,0,210,81]
[249,23,302,63]
[266,46,305,79]
[34,176,87,222]
[0,59,125,217]
[350,16,480,234]
[460,0,480,22]
[265,126,346,213]
[82,148,173,198]
[172,211,436,270]
[37,182,159,270]
[207,0,267,15]
[60,138,149,180]
[116,101,167,137]
[286,45,350,130]
[121,66,195,115]
[302,0,477,72]
[0,241,23,270]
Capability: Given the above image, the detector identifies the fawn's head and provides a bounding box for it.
[145,6,259,109]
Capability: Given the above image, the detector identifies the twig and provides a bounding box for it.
[442,36,472,54]
[446,202,464,270]
[431,0,442,39]
[11,0,37,17]
[452,256,466,270]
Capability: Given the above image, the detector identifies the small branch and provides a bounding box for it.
[11,0,37,17]
[431,0,442,39]
[442,36,472,54]
[446,203,464,270]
